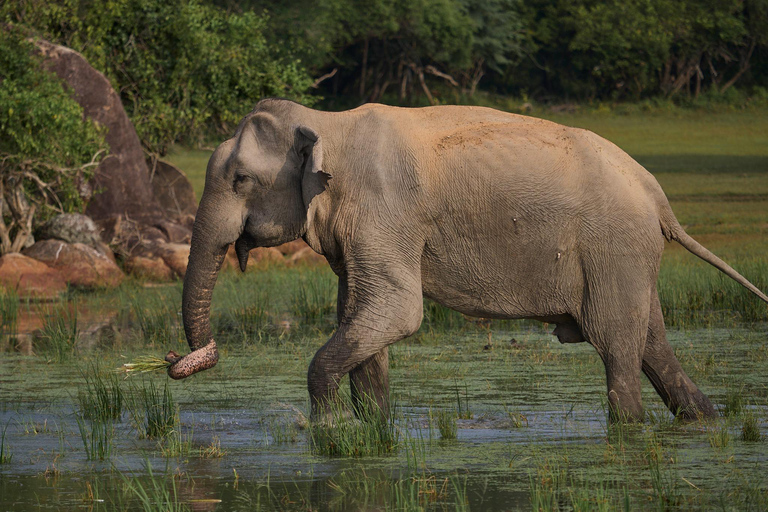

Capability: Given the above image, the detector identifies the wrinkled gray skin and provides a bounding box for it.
[168,98,768,423]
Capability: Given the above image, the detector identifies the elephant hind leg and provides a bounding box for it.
[350,347,390,419]
[579,269,652,423]
[642,290,716,420]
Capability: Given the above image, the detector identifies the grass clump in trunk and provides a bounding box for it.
[120,356,172,375]
[310,391,397,457]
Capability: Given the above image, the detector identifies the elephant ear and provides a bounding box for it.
[297,126,331,206]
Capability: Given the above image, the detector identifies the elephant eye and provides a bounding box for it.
[234,173,248,184]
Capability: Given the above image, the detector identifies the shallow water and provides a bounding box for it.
[0,324,767,510]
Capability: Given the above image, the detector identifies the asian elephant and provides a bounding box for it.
[166,98,768,423]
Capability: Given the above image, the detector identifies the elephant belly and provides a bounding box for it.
[419,229,582,320]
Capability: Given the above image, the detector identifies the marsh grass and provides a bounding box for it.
[290,271,336,323]
[159,425,194,458]
[120,461,189,512]
[214,281,270,342]
[77,363,123,420]
[740,409,763,442]
[126,379,178,439]
[36,304,78,361]
[707,423,732,449]
[723,386,747,417]
[76,416,114,460]
[120,356,172,375]
[0,421,12,464]
[128,291,182,346]
[453,378,473,419]
[310,392,397,457]
[658,258,768,328]
[434,408,457,440]
[199,435,225,458]
[268,419,299,445]
[0,289,18,335]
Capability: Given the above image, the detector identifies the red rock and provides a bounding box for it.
[0,253,67,299]
[154,243,191,278]
[288,247,327,266]
[125,256,174,282]
[23,240,124,288]
[274,239,309,256]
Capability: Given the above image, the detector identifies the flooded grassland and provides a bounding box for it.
[2,110,767,511]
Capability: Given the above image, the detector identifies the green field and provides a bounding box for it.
[1,108,766,511]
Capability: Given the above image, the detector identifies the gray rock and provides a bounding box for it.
[38,213,101,247]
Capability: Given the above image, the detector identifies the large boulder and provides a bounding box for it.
[148,159,198,228]
[23,239,124,288]
[37,213,101,247]
[0,253,67,299]
[124,255,174,282]
[35,40,194,258]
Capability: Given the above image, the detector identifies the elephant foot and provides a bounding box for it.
[673,391,718,422]
[166,341,218,379]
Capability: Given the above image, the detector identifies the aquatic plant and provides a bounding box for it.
[707,423,732,449]
[75,416,114,461]
[0,422,12,464]
[0,289,18,334]
[36,304,78,362]
[120,460,189,512]
[159,425,194,458]
[78,363,124,420]
[126,379,178,439]
[290,270,336,323]
[310,392,397,457]
[435,408,457,440]
[740,409,763,442]
[199,435,226,458]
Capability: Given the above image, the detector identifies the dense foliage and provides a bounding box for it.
[2,0,316,155]
[2,0,767,155]
[0,28,106,255]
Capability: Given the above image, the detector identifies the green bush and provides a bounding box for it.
[3,0,316,155]
[0,27,106,254]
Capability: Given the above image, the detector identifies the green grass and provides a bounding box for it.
[76,415,114,461]
[0,421,11,464]
[126,379,178,439]
[120,461,190,512]
[434,408,457,440]
[77,363,124,421]
[310,391,397,457]
[35,304,79,361]
[0,289,18,334]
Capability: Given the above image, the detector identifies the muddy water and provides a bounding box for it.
[0,324,766,510]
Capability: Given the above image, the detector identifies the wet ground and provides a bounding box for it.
[0,318,767,511]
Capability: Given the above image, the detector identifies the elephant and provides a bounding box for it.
[166,98,768,423]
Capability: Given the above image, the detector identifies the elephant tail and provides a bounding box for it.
[660,211,768,304]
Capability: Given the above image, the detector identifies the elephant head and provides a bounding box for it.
[166,105,329,379]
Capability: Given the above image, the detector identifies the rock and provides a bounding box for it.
[154,219,192,244]
[23,239,124,288]
[0,253,67,299]
[37,213,101,247]
[288,247,327,266]
[35,40,194,259]
[148,159,198,222]
[77,320,120,351]
[125,255,174,282]
[274,239,309,256]
[224,245,285,271]
[35,40,165,227]
[154,243,191,278]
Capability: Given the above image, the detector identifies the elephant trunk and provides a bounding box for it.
[166,217,228,380]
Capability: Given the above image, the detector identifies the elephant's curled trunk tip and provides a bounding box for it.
[165,341,219,379]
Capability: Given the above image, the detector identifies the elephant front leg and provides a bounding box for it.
[307,273,422,423]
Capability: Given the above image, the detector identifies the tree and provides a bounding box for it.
[0,28,106,255]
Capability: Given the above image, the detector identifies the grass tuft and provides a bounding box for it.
[36,304,78,362]
[78,363,124,420]
[126,379,178,439]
